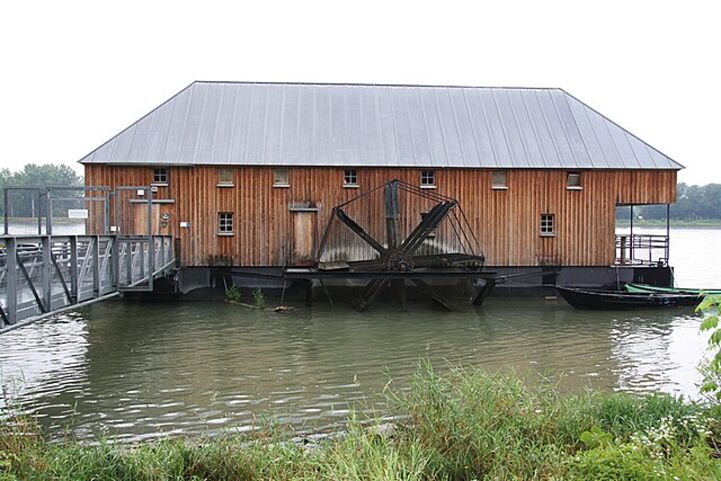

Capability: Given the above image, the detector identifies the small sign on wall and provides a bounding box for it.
[68,209,89,219]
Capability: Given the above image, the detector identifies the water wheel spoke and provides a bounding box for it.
[351,278,387,312]
[409,277,456,311]
[335,208,387,257]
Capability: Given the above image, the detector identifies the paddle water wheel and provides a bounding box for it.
[286,180,496,311]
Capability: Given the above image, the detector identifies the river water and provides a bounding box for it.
[0,227,719,442]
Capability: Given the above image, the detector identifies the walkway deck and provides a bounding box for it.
[0,234,174,333]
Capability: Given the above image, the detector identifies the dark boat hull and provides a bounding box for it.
[556,286,702,310]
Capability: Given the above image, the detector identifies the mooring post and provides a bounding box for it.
[147,187,154,290]
[6,237,17,324]
[666,203,670,263]
[42,236,52,311]
[629,205,634,263]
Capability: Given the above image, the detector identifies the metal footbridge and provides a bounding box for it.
[0,185,175,333]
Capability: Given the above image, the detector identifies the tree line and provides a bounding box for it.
[619,182,721,221]
[0,163,83,217]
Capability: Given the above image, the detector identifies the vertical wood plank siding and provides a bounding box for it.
[85,166,676,267]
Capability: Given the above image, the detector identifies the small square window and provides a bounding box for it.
[567,171,582,189]
[344,169,358,186]
[540,214,555,236]
[153,168,168,184]
[218,212,234,235]
[218,168,234,186]
[273,168,289,187]
[491,170,508,189]
[420,170,435,187]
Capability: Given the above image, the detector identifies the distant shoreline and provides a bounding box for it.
[615,219,721,228]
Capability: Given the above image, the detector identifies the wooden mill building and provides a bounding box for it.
[80,81,682,293]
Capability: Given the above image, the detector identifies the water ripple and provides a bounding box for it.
[0,297,708,442]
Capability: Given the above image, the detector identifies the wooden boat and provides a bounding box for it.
[624,283,721,296]
[556,286,703,310]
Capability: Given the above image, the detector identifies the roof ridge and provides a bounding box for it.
[191,80,563,91]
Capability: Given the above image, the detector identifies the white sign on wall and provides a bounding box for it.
[68,209,89,219]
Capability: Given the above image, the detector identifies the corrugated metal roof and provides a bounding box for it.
[79,81,682,170]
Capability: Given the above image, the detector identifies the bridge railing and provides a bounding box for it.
[0,234,174,328]
[614,234,669,266]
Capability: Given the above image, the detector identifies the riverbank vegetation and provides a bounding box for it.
[2,362,720,480]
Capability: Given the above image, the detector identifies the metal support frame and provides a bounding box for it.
[1,233,174,330]
[2,186,112,236]
[1,183,176,331]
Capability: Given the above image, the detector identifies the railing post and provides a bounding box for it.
[3,188,9,235]
[92,235,100,296]
[46,188,53,236]
[127,241,133,285]
[160,236,166,272]
[111,236,119,289]
[69,236,78,303]
[42,236,52,311]
[6,237,17,324]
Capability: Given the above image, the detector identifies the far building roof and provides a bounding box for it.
[79,81,682,170]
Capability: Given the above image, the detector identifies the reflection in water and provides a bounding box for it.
[0,313,89,416]
[0,298,706,442]
[611,314,706,397]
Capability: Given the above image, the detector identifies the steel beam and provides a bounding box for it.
[69,236,78,302]
[42,236,52,311]
[16,252,46,314]
[50,250,73,304]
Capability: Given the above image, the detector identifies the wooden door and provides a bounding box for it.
[133,203,161,235]
[292,212,317,266]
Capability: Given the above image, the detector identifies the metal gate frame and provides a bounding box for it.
[3,186,112,236]
[112,186,155,292]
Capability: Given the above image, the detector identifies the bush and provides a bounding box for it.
[252,288,267,310]
[224,284,242,303]
[698,294,721,403]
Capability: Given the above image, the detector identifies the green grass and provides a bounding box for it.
[2,362,720,480]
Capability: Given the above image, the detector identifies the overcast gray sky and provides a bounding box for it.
[1,0,718,184]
